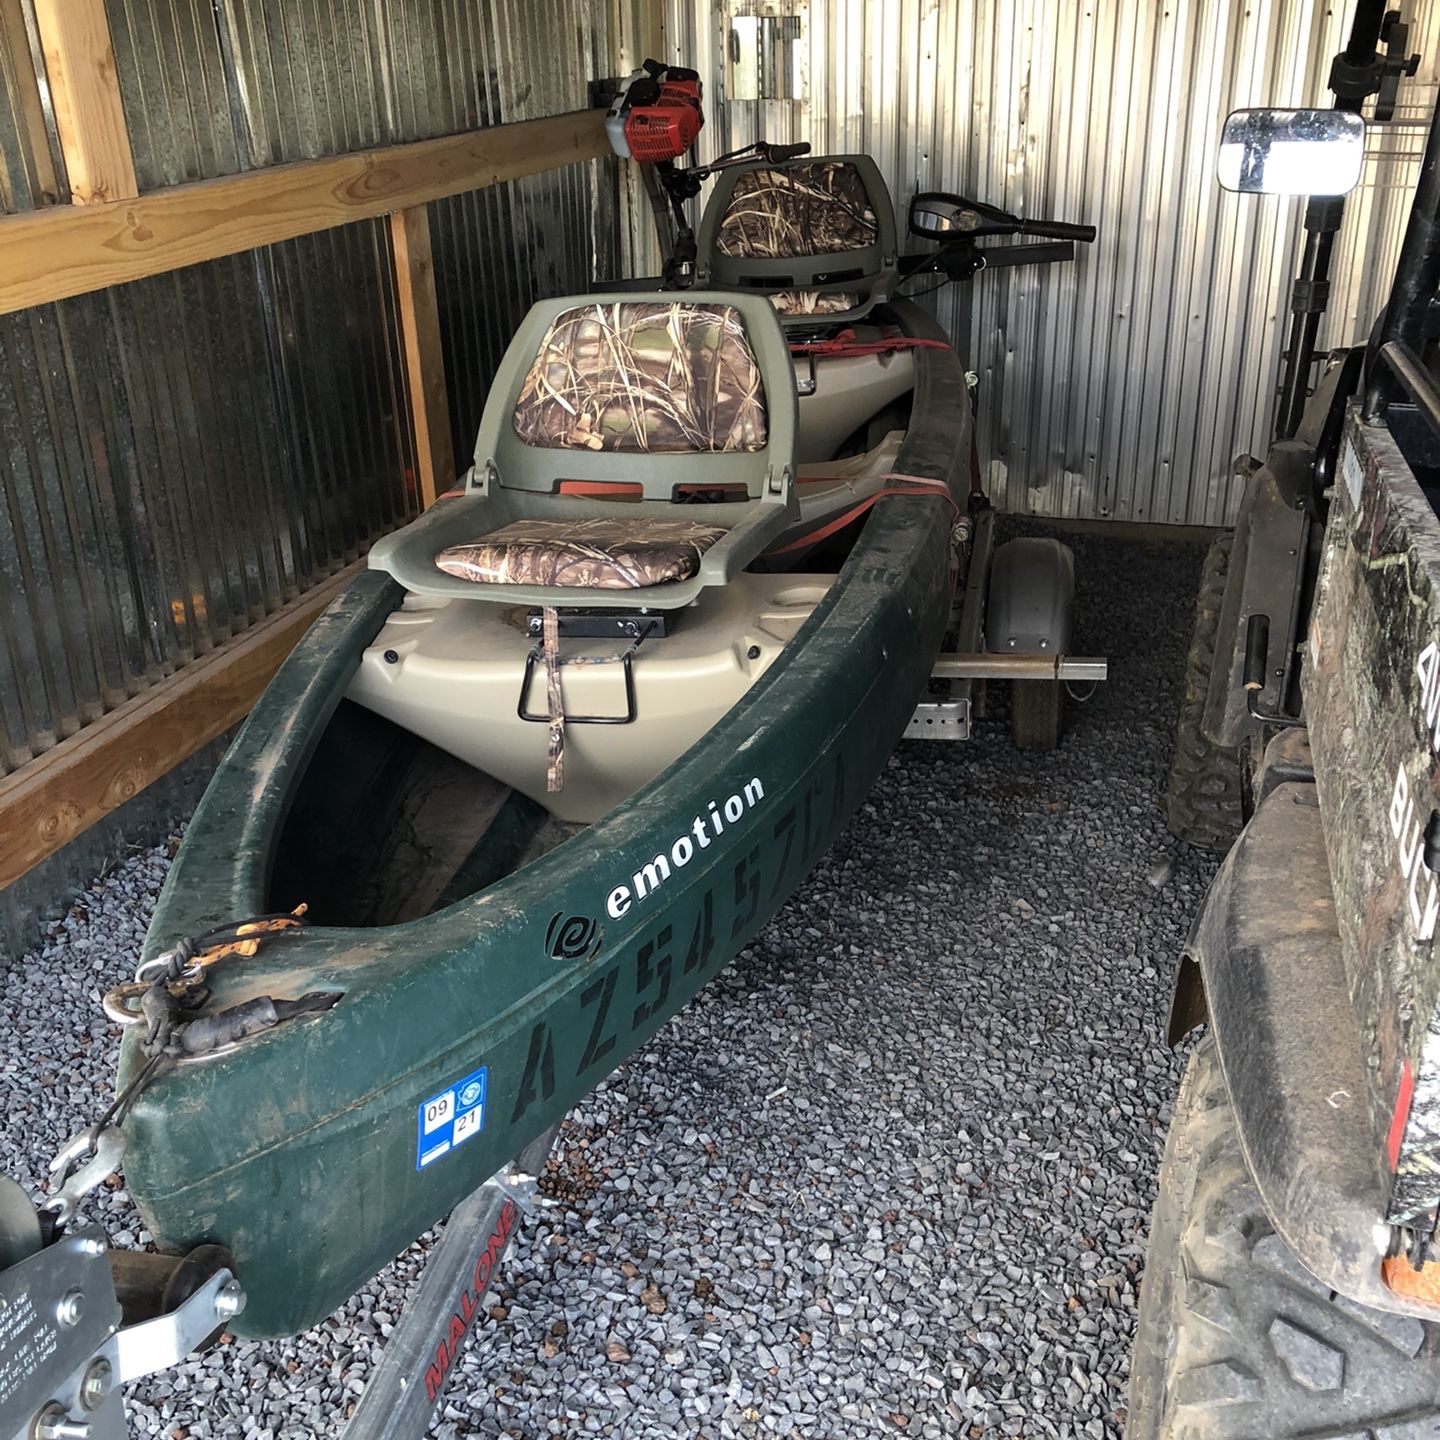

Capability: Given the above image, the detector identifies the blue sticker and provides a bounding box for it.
[416,1065,488,1171]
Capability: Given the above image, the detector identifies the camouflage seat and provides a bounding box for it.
[367,292,798,610]
[695,155,898,326]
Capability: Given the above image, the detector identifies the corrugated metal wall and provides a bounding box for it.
[0,0,620,777]
[672,0,1440,524]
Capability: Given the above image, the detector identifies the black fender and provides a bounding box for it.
[1170,778,1435,1318]
[984,537,1074,655]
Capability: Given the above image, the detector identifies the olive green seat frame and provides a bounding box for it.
[695,154,899,326]
[368,290,798,610]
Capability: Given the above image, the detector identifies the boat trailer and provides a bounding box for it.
[1,1133,557,1440]
[907,508,1109,743]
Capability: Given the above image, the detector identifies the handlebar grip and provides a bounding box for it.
[765,143,811,161]
[1019,218,1097,243]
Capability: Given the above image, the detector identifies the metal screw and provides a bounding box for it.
[79,1358,112,1411]
[55,1289,85,1327]
[746,645,761,660]
[73,1236,105,1258]
[214,1279,246,1321]
[383,649,400,665]
[32,1403,91,1440]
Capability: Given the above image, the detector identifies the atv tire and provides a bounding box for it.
[1128,1037,1440,1439]
[1166,535,1245,851]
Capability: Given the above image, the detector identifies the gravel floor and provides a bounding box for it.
[1,526,1218,1439]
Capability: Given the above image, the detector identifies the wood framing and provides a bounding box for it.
[30,0,137,204]
[389,205,455,508]
[0,563,363,890]
[0,108,609,316]
[0,0,61,205]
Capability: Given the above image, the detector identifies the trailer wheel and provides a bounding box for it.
[1129,1036,1440,1439]
[1167,535,1245,851]
[1011,679,1064,750]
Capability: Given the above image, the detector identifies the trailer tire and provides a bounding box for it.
[1011,679,1064,750]
[1128,1036,1440,1439]
[1167,535,1245,851]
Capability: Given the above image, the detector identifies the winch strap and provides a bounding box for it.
[543,606,565,793]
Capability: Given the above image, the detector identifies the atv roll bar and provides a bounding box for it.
[1364,78,1440,434]
[1276,0,1419,441]
[1368,341,1440,437]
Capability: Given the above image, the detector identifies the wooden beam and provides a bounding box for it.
[0,0,61,205]
[389,205,455,509]
[0,108,609,316]
[0,563,363,890]
[30,0,137,204]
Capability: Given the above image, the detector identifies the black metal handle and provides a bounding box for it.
[518,648,639,725]
[1243,613,1271,692]
[1243,611,1307,727]
[764,142,811,161]
[1017,218,1097,243]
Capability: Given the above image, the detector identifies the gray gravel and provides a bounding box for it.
[1,526,1217,1438]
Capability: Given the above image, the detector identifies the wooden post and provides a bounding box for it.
[0,0,61,204]
[388,204,455,509]
[30,0,137,204]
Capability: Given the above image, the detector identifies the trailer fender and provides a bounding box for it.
[1170,779,1437,1319]
[984,537,1074,655]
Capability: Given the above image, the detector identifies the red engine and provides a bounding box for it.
[606,61,703,165]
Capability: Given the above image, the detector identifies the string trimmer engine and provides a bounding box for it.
[606,59,703,164]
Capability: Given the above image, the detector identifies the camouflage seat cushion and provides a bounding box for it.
[436,518,727,590]
[770,290,863,316]
[512,302,766,454]
[716,163,878,259]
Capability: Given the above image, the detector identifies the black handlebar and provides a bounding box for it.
[764,142,811,162]
[1017,217,1097,243]
[910,191,1096,247]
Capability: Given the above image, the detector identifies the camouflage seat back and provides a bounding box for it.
[512,302,766,455]
[695,155,898,325]
[472,291,797,503]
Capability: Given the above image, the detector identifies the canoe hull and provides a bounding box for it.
[120,301,968,1339]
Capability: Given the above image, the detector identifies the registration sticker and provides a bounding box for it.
[416,1066,488,1171]
[1341,436,1363,511]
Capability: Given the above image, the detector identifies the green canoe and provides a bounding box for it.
[116,292,967,1339]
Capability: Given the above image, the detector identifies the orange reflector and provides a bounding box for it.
[557,481,643,498]
[1383,1253,1440,1306]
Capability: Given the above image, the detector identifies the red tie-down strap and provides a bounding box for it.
[787,327,954,360]
[767,473,959,556]
[789,327,985,500]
